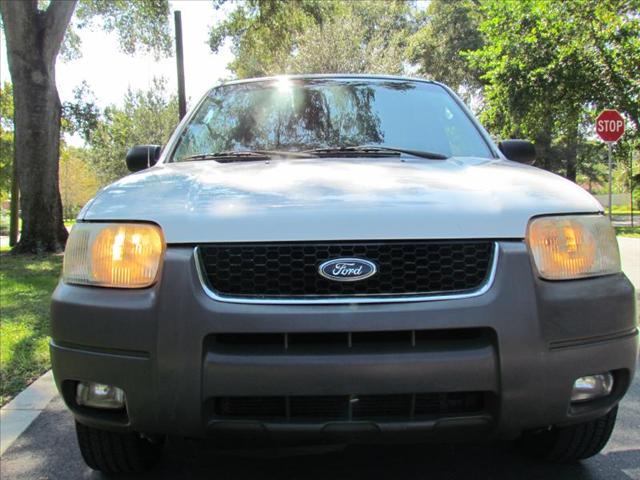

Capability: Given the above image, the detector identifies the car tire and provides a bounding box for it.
[75,421,164,474]
[518,405,618,462]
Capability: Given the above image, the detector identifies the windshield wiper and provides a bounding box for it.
[180,146,448,162]
[304,145,448,160]
[179,149,316,163]
[180,151,269,162]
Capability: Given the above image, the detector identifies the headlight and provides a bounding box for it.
[63,223,164,288]
[526,215,620,280]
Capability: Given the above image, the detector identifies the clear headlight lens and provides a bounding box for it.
[63,223,164,288]
[527,215,620,280]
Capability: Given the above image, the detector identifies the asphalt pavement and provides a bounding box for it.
[1,379,638,480]
[1,238,638,479]
[618,237,639,292]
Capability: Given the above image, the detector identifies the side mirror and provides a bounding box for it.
[126,145,162,172]
[498,139,536,165]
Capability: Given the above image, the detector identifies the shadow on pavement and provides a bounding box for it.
[118,440,638,480]
[2,396,638,480]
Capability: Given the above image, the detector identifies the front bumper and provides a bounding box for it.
[50,242,638,441]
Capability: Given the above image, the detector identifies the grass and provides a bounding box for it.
[615,226,640,238]
[0,216,76,235]
[0,251,62,406]
[606,206,640,215]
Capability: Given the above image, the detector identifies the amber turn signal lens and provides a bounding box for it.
[526,215,620,280]
[63,223,164,288]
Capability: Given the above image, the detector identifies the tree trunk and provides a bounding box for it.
[0,0,76,253]
[12,65,68,252]
[534,128,553,172]
[564,113,579,183]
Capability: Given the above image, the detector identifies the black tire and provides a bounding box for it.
[75,421,164,474]
[518,405,618,463]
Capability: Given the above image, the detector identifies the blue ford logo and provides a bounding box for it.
[319,258,377,282]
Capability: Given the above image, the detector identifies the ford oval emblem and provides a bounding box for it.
[319,258,378,282]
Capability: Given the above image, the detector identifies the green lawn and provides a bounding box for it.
[0,251,62,405]
[615,226,640,238]
[606,206,640,215]
[0,216,75,236]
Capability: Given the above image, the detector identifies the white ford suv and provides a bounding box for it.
[51,75,637,474]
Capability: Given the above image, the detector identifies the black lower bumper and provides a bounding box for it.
[50,242,638,441]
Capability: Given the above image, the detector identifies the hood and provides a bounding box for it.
[81,157,602,243]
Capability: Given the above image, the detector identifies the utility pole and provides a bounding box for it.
[174,10,186,120]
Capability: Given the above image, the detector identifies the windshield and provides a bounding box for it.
[171,78,493,161]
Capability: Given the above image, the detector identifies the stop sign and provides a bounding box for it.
[595,110,625,142]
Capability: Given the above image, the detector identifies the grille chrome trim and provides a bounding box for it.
[193,242,499,305]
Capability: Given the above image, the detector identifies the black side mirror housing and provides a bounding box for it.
[498,139,536,165]
[126,145,162,172]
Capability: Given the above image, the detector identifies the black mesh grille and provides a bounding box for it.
[213,392,486,422]
[198,241,494,298]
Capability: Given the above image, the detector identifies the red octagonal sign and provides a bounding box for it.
[596,109,625,143]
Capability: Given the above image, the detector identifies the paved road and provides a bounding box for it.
[612,215,639,228]
[2,238,638,479]
[618,237,639,293]
[1,375,638,480]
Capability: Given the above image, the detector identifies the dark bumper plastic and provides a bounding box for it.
[50,242,638,441]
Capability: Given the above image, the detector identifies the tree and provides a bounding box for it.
[59,145,100,219]
[209,0,417,78]
[577,0,640,132]
[0,0,171,253]
[209,0,338,78]
[0,82,12,200]
[288,1,413,75]
[61,81,100,143]
[88,79,178,184]
[406,0,484,100]
[466,0,639,182]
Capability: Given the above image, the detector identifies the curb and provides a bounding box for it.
[0,370,58,456]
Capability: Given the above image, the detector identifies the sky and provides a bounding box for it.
[0,1,233,111]
[0,1,434,110]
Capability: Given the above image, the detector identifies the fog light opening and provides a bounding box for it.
[76,382,126,410]
[571,373,614,403]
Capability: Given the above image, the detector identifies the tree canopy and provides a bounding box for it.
[209,0,337,78]
[65,0,172,58]
[209,0,417,77]
[59,145,100,219]
[88,79,178,184]
[288,1,413,75]
[467,0,639,181]
[0,82,13,200]
[407,0,484,99]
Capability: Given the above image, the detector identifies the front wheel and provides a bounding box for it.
[517,405,618,462]
[75,421,164,474]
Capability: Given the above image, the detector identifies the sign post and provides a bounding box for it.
[608,142,613,219]
[595,110,625,219]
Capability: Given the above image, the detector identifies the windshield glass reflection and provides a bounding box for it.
[172,78,492,161]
